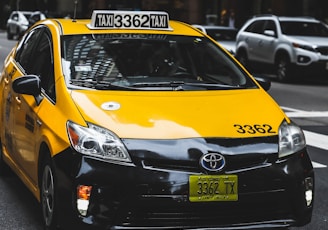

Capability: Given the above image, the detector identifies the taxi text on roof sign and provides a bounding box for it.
[88,10,172,31]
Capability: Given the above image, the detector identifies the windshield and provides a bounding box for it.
[23,13,32,19]
[61,34,255,91]
[280,21,328,36]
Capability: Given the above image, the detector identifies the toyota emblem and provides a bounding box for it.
[200,153,225,172]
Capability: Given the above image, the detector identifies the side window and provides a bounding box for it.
[15,27,56,102]
[12,13,18,21]
[30,30,56,102]
[15,28,43,73]
[245,20,265,34]
[264,20,277,36]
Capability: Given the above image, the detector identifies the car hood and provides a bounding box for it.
[287,35,328,46]
[70,89,286,139]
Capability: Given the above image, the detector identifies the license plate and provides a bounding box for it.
[189,175,238,202]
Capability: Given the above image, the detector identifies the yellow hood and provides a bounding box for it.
[71,89,287,139]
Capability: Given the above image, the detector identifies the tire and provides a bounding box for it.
[7,28,13,40]
[236,49,249,69]
[41,156,58,230]
[276,54,292,82]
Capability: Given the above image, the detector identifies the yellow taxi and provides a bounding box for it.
[0,10,314,229]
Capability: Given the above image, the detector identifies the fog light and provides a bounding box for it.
[304,177,313,206]
[297,55,310,64]
[77,185,92,216]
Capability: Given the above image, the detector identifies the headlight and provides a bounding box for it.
[292,42,317,52]
[67,121,131,162]
[279,121,306,158]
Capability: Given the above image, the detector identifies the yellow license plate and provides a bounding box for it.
[189,175,238,202]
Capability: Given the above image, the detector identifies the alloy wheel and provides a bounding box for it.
[41,164,55,227]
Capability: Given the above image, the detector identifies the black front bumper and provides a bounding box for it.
[52,137,314,230]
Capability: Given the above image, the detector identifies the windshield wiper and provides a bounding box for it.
[131,81,245,90]
[70,79,245,91]
[131,81,185,88]
[184,82,246,89]
[70,79,138,90]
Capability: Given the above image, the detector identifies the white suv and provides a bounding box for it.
[236,15,328,81]
[6,11,33,40]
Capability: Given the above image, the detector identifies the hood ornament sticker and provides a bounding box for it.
[101,102,121,111]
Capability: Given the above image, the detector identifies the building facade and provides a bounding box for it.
[2,0,328,29]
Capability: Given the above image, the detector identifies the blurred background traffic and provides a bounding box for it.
[1,0,328,31]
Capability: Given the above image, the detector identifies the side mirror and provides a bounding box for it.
[253,75,271,91]
[12,75,43,105]
[264,30,276,37]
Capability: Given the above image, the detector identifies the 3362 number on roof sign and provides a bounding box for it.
[88,10,172,31]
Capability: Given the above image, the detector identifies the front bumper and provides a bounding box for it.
[53,137,314,230]
[293,48,328,76]
[297,61,328,76]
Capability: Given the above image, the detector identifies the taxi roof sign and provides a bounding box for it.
[88,10,172,31]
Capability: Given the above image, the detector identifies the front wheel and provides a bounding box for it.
[276,54,293,82]
[7,28,13,40]
[236,50,249,69]
[41,157,58,230]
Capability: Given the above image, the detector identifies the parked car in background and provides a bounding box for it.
[6,11,33,40]
[193,25,238,55]
[236,15,328,82]
[28,11,47,27]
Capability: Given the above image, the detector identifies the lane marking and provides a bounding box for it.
[312,161,327,168]
[285,111,328,118]
[281,106,328,118]
[303,131,328,168]
[304,130,328,151]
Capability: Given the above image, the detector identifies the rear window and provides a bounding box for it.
[23,13,32,19]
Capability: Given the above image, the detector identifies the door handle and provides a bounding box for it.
[15,96,21,105]
[258,40,263,47]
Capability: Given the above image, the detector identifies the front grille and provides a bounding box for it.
[143,152,272,173]
[125,136,279,174]
[143,159,200,172]
[114,190,293,228]
[316,46,328,55]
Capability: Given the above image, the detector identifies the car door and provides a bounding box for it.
[256,19,278,63]
[242,20,266,62]
[1,29,41,170]
[1,54,17,163]
[11,26,54,185]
